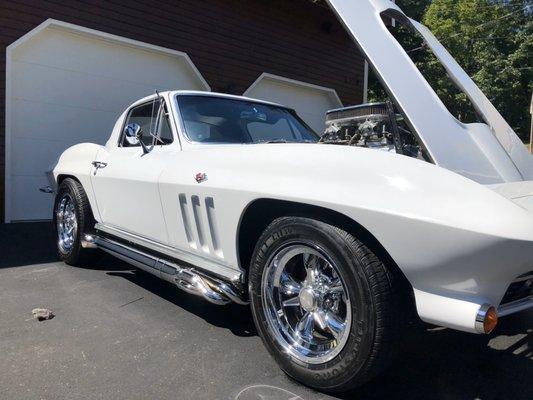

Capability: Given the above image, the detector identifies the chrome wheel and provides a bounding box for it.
[262,242,352,364]
[56,194,77,254]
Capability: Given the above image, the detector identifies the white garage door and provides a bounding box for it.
[243,73,343,133]
[6,20,209,222]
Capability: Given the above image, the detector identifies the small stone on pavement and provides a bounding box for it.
[32,308,55,321]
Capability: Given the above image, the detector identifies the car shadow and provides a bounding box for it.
[0,222,130,272]
[338,314,532,400]
[0,222,59,269]
[106,269,257,338]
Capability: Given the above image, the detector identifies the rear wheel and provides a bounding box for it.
[53,178,99,266]
[249,217,402,392]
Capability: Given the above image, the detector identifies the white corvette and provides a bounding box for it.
[46,0,532,392]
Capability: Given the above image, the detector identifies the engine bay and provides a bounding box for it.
[320,102,427,160]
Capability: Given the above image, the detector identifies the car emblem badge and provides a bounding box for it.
[195,173,208,183]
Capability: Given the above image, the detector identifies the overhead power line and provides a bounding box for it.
[432,0,531,9]
[440,5,530,40]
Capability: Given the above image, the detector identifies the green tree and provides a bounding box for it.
[398,0,433,19]
[423,0,532,141]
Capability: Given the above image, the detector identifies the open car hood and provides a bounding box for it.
[327,0,533,184]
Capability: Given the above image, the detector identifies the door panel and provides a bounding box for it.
[91,146,173,244]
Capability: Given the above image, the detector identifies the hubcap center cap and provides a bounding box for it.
[299,287,318,312]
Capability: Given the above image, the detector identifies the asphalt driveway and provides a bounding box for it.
[0,222,531,400]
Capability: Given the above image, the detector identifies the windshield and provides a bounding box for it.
[177,95,318,144]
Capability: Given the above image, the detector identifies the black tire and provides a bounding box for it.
[249,217,402,393]
[53,178,99,266]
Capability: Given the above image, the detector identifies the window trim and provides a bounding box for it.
[118,98,174,147]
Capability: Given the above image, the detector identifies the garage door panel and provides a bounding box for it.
[244,74,342,133]
[13,28,205,90]
[12,137,89,177]
[12,61,161,113]
[11,176,54,221]
[250,80,335,110]
[299,113,327,134]
[12,99,120,143]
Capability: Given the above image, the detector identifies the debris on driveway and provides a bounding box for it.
[32,308,55,321]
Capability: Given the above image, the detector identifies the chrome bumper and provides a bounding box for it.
[498,295,533,317]
[498,272,533,317]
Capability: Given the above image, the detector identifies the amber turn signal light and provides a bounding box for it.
[475,304,498,334]
[483,307,498,334]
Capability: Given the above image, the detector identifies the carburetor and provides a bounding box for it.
[320,102,423,158]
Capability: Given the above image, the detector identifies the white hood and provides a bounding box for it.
[327,0,533,184]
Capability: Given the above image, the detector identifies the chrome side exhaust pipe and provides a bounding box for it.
[174,269,230,305]
[89,234,248,306]
[81,234,98,249]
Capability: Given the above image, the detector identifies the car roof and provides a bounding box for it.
[170,90,288,109]
[129,90,288,110]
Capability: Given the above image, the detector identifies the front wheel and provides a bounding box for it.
[249,217,402,392]
[53,178,99,266]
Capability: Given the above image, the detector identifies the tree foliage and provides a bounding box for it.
[369,0,532,141]
[424,0,532,140]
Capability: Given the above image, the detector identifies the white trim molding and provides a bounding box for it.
[243,72,343,107]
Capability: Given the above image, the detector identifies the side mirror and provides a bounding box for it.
[124,123,143,146]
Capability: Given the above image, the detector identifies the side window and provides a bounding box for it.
[120,100,174,147]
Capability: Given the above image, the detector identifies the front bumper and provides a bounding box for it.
[499,295,533,317]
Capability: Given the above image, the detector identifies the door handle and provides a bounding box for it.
[92,161,108,169]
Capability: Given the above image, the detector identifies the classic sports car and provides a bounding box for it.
[45,0,532,393]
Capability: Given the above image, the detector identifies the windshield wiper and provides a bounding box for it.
[252,139,317,144]
[265,139,289,143]
[255,139,317,144]
[254,139,289,144]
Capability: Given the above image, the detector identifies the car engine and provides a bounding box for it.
[320,102,425,159]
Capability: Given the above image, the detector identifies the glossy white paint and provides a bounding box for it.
[489,180,533,212]
[91,146,174,244]
[243,73,342,133]
[5,19,210,222]
[52,0,533,334]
